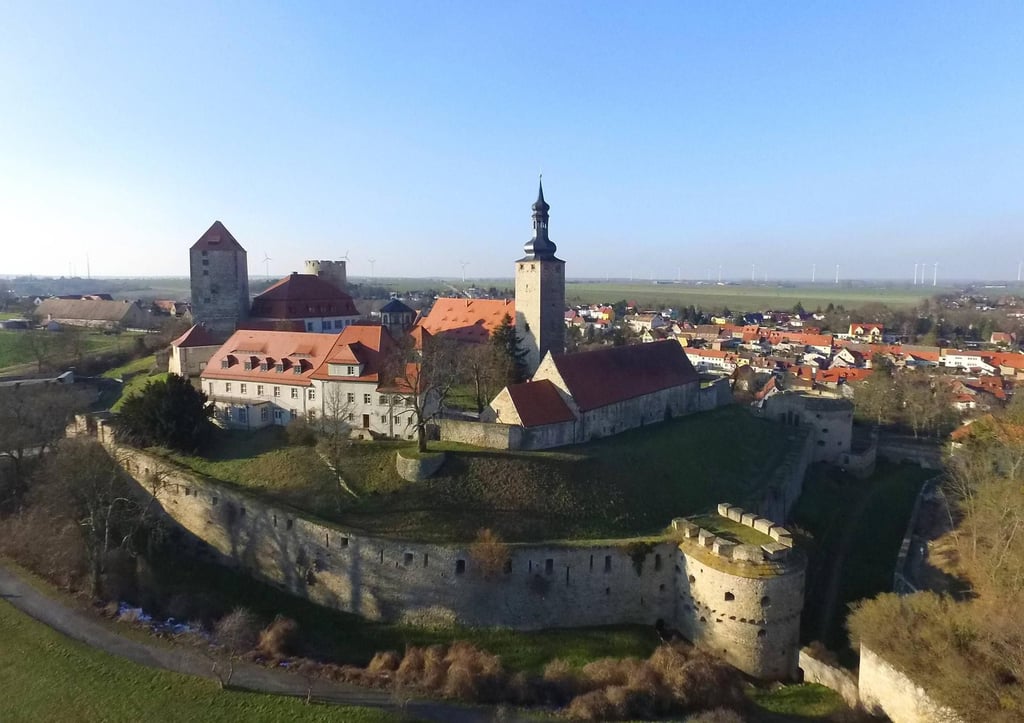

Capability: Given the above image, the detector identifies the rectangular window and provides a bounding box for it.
[259,362,268,371]
[257,385,264,395]
[381,415,387,424]
[220,359,229,369]
[347,413,354,421]
[260,406,269,422]
[291,388,298,399]
[238,407,247,423]
[347,393,355,403]
[308,410,316,420]
[604,555,612,573]
[244,362,252,371]
[306,322,314,331]
[347,366,355,376]
[392,415,400,424]
[225,382,232,393]
[275,363,284,372]
[290,410,298,420]
[274,386,280,398]
[293,365,302,375]
[322,320,330,331]
[455,560,466,575]
[240,383,247,394]
[379,395,387,405]
[308,389,315,400]
[363,394,372,404]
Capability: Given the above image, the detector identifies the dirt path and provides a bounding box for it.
[0,563,509,722]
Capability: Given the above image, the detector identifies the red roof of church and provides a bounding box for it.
[250,273,359,320]
[170,324,219,348]
[191,220,244,251]
[549,340,699,412]
[504,379,576,427]
[415,298,515,343]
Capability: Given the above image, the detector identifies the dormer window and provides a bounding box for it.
[293,363,303,374]
[259,361,268,371]
[220,359,229,369]
[275,363,284,372]
[347,366,355,376]
[244,361,252,370]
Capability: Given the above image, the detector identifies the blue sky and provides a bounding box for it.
[1,1,1022,281]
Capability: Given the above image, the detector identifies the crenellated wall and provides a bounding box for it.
[71,415,805,680]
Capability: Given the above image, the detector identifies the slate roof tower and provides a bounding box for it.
[515,178,565,376]
[189,221,250,339]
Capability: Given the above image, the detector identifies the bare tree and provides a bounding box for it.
[383,332,463,453]
[315,384,358,502]
[39,438,166,596]
[0,383,90,498]
[19,329,62,373]
[212,607,260,688]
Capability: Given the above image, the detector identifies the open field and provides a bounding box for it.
[0,599,397,722]
[163,406,799,542]
[0,328,147,374]
[100,354,168,411]
[565,281,954,311]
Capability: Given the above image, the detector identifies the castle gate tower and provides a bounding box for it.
[515,179,565,376]
[189,220,250,339]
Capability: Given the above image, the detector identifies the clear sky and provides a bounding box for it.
[2,1,1022,281]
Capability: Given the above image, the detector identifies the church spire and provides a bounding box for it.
[523,176,558,260]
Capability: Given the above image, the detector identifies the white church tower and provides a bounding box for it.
[515,178,565,376]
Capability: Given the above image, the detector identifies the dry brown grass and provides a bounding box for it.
[256,615,299,658]
[467,528,510,579]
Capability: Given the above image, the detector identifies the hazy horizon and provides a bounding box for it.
[2,3,1022,280]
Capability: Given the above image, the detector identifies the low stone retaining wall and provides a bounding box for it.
[798,649,859,708]
[396,451,446,481]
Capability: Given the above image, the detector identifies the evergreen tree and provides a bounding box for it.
[114,373,213,452]
[490,313,528,385]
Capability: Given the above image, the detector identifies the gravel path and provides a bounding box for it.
[0,563,513,722]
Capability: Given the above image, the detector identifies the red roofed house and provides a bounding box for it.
[246,272,361,333]
[847,323,884,342]
[168,324,221,377]
[481,340,702,448]
[201,325,425,438]
[202,329,341,428]
[414,298,515,344]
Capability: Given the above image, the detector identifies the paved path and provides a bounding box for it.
[0,564,511,722]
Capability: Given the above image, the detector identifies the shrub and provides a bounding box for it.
[214,607,260,655]
[367,650,401,674]
[468,528,510,579]
[257,615,299,658]
[286,417,317,447]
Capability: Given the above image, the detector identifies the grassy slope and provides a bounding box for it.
[167,406,797,542]
[0,599,396,723]
[100,354,169,412]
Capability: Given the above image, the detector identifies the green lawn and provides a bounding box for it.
[791,462,934,650]
[164,406,799,542]
[100,354,168,412]
[0,599,398,722]
[747,683,849,719]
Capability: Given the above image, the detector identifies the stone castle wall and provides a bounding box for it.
[859,647,964,723]
[73,416,803,680]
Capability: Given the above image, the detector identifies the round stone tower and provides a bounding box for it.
[305,259,347,292]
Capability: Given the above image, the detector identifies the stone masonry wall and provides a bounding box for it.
[73,416,803,680]
[859,647,964,723]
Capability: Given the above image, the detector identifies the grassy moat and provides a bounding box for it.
[160,406,800,542]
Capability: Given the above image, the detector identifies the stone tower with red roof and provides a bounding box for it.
[515,179,565,375]
[189,221,250,339]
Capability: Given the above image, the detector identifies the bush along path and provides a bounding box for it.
[0,562,498,722]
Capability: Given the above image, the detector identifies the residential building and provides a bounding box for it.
[34,297,153,330]
[247,272,360,333]
[168,324,220,377]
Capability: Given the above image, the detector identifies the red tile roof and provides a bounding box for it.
[311,324,396,384]
[250,273,359,320]
[203,330,342,387]
[170,324,219,348]
[549,340,699,412]
[504,379,576,427]
[415,298,515,343]
[191,220,244,251]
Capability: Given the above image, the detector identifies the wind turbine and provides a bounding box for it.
[459,260,470,284]
[262,253,272,279]
[913,262,918,285]
[933,262,938,287]
[811,263,816,283]
[341,250,351,262]
[367,257,376,279]
[834,264,840,285]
